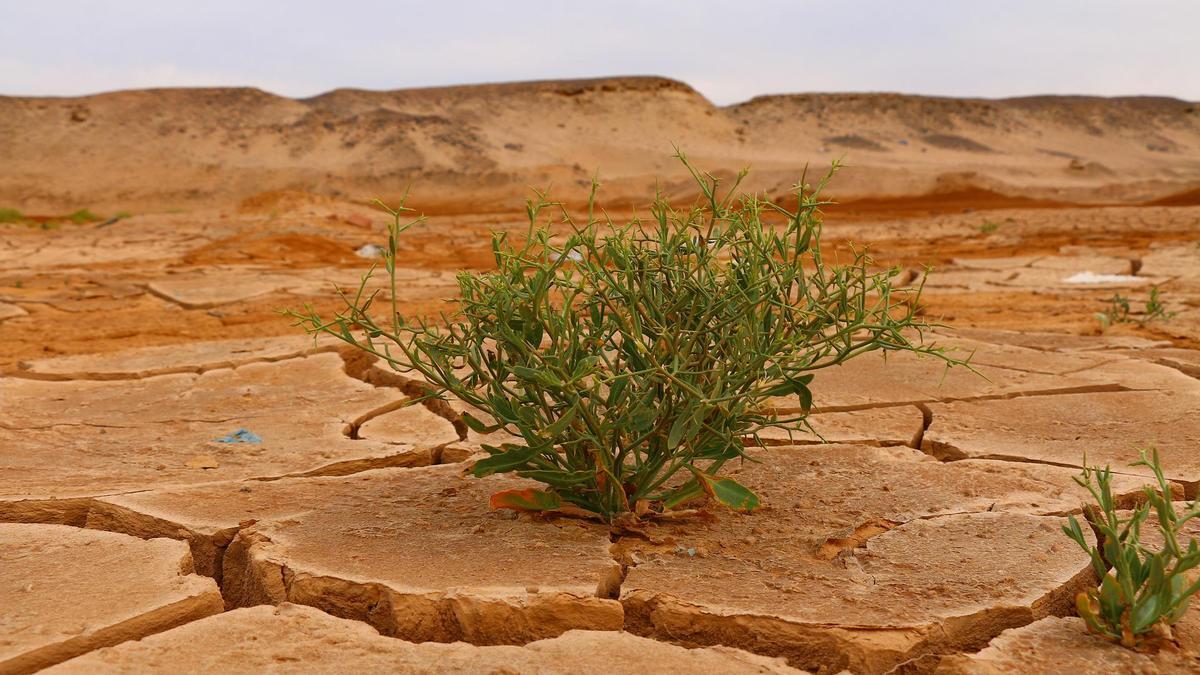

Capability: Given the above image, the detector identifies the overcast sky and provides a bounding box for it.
[1,1,1197,104]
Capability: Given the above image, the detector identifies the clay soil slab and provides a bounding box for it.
[15,335,335,380]
[146,266,449,309]
[1162,308,1200,344]
[935,336,1125,375]
[87,444,1144,584]
[1028,255,1134,275]
[768,343,1121,413]
[936,617,1200,674]
[1125,347,1200,379]
[0,353,458,501]
[0,523,223,675]
[682,444,1145,554]
[941,327,1170,353]
[918,269,1011,290]
[0,301,26,321]
[354,401,464,448]
[1071,354,1200,391]
[0,222,212,271]
[112,463,624,643]
[999,267,1163,289]
[613,445,1114,672]
[1140,245,1200,284]
[922,389,1200,491]
[621,511,1091,673]
[752,406,925,447]
[88,465,485,580]
[45,604,803,674]
[283,266,458,299]
[949,256,1043,271]
[147,271,299,309]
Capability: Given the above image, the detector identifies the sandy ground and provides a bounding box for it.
[3,79,1200,673]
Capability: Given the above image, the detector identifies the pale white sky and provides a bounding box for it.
[1,1,1197,104]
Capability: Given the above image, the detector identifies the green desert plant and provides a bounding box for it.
[291,153,958,522]
[1143,286,1176,323]
[1063,448,1200,648]
[67,208,101,224]
[978,219,1000,234]
[1097,287,1174,329]
[0,207,23,224]
[1097,292,1133,328]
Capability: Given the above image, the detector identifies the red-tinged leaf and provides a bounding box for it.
[489,488,563,512]
[689,468,761,513]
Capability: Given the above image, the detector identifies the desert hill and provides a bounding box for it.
[1,76,1198,214]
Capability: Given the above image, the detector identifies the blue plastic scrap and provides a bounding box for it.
[214,428,262,444]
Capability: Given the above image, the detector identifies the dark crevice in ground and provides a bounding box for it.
[5,343,340,381]
[342,397,416,440]
[337,346,468,439]
[912,403,934,449]
[1145,356,1200,380]
[917,442,1199,500]
[247,440,461,482]
[779,381,1131,416]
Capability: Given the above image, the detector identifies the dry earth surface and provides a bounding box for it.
[2,77,1200,673]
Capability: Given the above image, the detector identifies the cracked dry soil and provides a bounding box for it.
[2,195,1200,674]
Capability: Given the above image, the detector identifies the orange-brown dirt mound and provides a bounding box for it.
[2,77,1199,214]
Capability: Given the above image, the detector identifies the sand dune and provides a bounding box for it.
[1,76,1198,213]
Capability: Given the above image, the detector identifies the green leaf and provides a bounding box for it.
[667,413,693,450]
[572,356,600,380]
[489,488,562,512]
[627,404,656,434]
[662,479,704,509]
[1132,593,1162,632]
[689,469,761,513]
[693,434,741,461]
[461,412,501,434]
[763,374,815,410]
[471,444,535,477]
[606,377,628,407]
[523,319,544,347]
[541,405,577,439]
[512,365,561,388]
[516,469,594,487]
[1098,575,1124,626]
[796,378,813,412]
[489,395,517,423]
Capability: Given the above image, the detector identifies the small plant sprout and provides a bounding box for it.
[978,219,1000,234]
[291,153,960,522]
[0,208,23,224]
[1143,286,1175,323]
[1096,293,1132,329]
[67,209,101,224]
[1097,288,1175,330]
[1063,448,1200,648]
